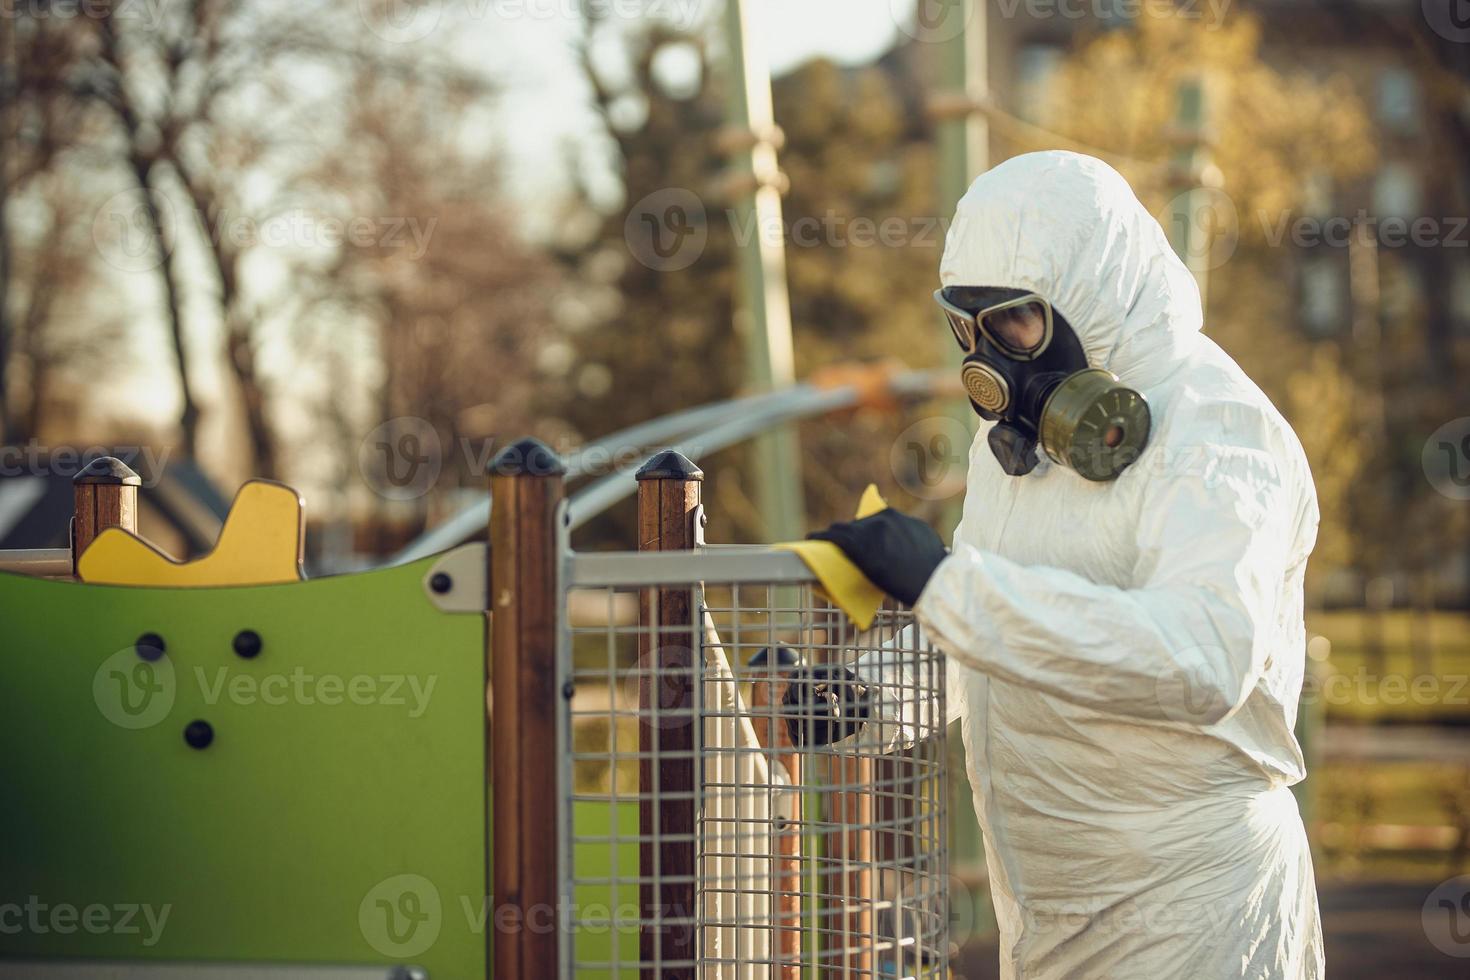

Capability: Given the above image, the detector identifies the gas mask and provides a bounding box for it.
[935,285,1151,481]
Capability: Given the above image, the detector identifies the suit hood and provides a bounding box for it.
[940,151,1202,388]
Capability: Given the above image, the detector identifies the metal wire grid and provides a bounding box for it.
[561,555,948,979]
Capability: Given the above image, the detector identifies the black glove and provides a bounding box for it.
[780,664,871,747]
[807,508,947,606]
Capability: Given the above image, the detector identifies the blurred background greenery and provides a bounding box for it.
[4,0,1469,974]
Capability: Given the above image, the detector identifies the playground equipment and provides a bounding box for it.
[0,440,948,978]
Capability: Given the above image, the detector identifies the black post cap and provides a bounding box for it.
[488,437,566,477]
[635,450,704,482]
[74,456,142,486]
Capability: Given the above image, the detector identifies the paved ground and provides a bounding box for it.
[951,880,1468,978]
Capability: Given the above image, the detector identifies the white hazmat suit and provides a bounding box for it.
[913,152,1324,978]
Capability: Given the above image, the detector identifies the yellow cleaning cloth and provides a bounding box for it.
[775,484,889,631]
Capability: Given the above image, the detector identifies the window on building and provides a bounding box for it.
[1373,162,1422,219]
[1097,0,1133,29]
[1380,260,1425,325]
[1014,45,1064,125]
[1450,265,1470,333]
[1301,170,1334,218]
[1376,67,1421,135]
[1299,254,1347,337]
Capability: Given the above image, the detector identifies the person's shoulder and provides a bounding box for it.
[1151,339,1306,463]
[1141,340,1319,535]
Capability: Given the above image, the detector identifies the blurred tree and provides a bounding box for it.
[560,17,952,545]
[1035,9,1379,599]
[1,10,99,444]
[4,0,560,562]
[5,170,126,441]
[289,63,561,538]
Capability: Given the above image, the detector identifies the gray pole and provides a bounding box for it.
[721,0,805,541]
[930,0,988,531]
[1165,76,1215,310]
[935,0,989,217]
[928,0,990,910]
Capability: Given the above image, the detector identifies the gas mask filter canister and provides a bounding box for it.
[937,286,1151,481]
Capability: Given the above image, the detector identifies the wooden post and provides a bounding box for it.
[72,456,141,570]
[747,646,803,980]
[489,437,566,980]
[635,450,702,979]
[826,751,875,977]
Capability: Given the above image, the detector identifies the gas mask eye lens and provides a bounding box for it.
[935,290,980,352]
[980,300,1051,357]
[944,309,975,352]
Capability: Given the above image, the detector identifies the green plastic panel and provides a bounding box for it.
[0,561,486,976]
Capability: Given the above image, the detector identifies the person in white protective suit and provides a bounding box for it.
[806,151,1324,978]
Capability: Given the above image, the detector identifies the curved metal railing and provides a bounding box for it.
[389,367,957,564]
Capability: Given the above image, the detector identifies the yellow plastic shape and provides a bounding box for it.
[776,484,889,631]
[77,480,305,587]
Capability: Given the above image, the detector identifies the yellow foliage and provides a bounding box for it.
[1035,8,1377,230]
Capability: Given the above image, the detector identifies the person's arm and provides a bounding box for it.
[915,406,1302,726]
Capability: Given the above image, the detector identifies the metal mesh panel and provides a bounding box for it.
[562,560,948,979]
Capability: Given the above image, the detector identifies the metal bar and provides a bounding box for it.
[568,387,843,533]
[0,966,424,979]
[391,370,953,562]
[635,451,703,978]
[568,371,956,532]
[0,548,73,577]
[489,437,565,980]
[389,387,810,565]
[567,549,815,589]
[554,497,574,980]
